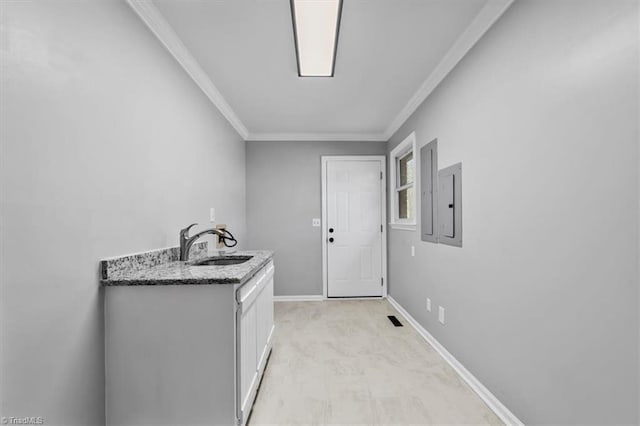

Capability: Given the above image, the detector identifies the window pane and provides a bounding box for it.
[399,151,414,186]
[398,187,415,220]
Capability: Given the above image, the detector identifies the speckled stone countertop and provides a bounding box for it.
[100,246,274,286]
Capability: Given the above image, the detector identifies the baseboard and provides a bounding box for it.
[386,296,524,426]
[326,296,384,300]
[273,295,324,302]
[274,295,386,302]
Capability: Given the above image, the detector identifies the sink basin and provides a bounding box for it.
[190,256,253,266]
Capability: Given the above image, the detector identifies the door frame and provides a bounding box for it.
[321,155,388,299]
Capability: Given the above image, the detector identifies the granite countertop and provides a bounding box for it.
[100,244,274,286]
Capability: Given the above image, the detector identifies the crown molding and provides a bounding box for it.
[382,0,514,140]
[126,0,250,139]
[246,132,388,142]
[127,0,512,143]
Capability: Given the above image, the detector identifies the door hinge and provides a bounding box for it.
[380,171,383,180]
[381,277,384,286]
[381,224,383,232]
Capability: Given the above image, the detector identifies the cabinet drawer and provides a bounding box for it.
[238,261,273,303]
[238,275,259,304]
[265,260,274,277]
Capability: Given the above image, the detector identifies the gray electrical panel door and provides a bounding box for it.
[420,140,438,243]
[440,174,454,237]
[438,163,462,247]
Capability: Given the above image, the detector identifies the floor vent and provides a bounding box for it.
[387,315,403,327]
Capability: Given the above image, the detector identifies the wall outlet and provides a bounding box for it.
[209,207,216,222]
[438,306,445,324]
[426,298,431,312]
[312,218,321,227]
[411,246,415,257]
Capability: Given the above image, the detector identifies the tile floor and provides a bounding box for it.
[249,300,503,425]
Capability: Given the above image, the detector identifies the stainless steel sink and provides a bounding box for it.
[190,256,253,266]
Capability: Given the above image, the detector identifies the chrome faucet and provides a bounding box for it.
[179,223,229,261]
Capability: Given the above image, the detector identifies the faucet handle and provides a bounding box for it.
[180,223,198,239]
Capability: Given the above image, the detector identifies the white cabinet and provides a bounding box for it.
[239,293,258,416]
[256,262,275,371]
[237,261,275,425]
[105,258,274,426]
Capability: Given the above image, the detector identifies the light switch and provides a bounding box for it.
[209,207,216,222]
[411,246,415,257]
[438,306,445,324]
[426,298,431,312]
[312,218,321,227]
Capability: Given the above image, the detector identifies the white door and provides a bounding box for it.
[325,159,384,297]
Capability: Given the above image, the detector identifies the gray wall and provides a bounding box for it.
[0,2,246,425]
[246,141,386,296]
[387,0,639,424]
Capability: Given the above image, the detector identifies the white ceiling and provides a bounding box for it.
[135,0,512,141]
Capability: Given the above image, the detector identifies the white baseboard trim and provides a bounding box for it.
[274,295,386,302]
[386,295,524,426]
[273,295,324,302]
[326,296,385,300]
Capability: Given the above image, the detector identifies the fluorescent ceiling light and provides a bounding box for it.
[290,0,343,77]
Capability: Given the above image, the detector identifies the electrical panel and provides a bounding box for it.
[420,139,438,243]
[438,163,462,247]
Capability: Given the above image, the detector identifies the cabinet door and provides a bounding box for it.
[239,296,258,415]
[264,274,274,344]
[256,270,274,371]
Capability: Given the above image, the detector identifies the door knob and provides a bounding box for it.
[329,228,334,233]
[329,237,334,243]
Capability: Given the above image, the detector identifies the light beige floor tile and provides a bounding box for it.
[249,300,502,426]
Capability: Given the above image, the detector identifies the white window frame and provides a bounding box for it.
[389,131,417,230]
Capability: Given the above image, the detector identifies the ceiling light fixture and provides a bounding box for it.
[290,0,343,77]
